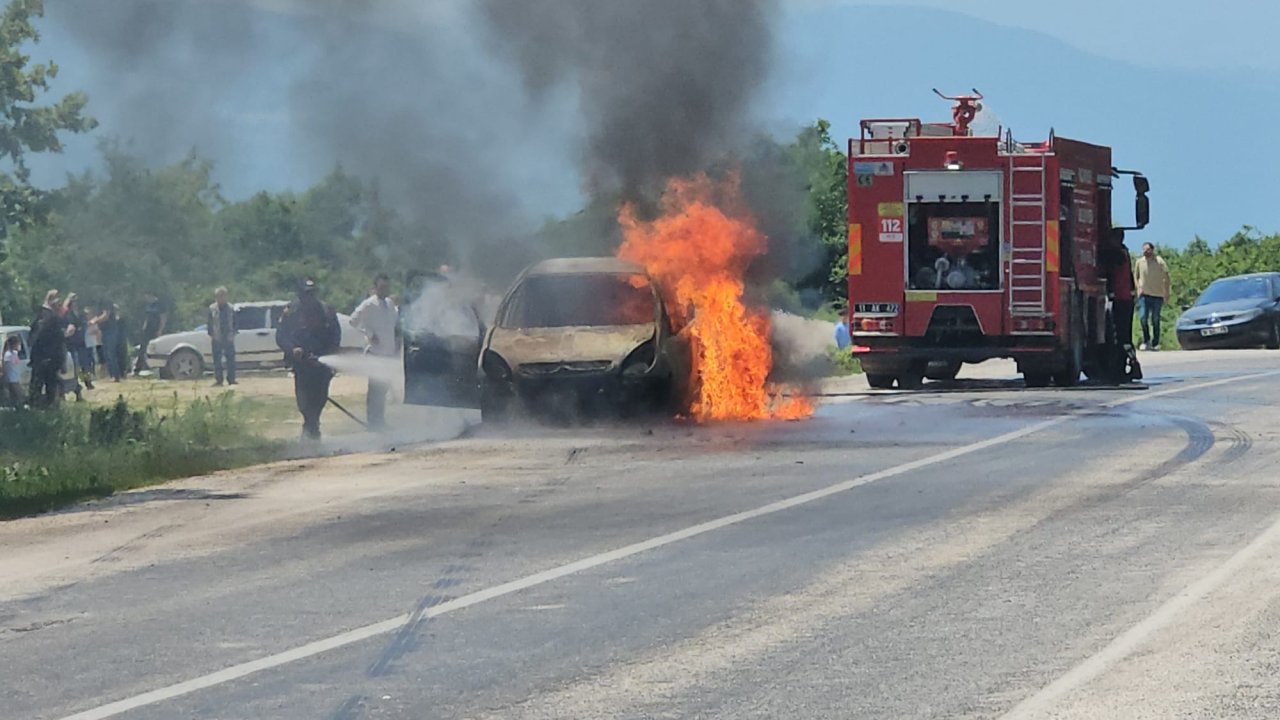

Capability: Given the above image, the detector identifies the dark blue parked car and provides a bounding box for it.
[1175,272,1280,350]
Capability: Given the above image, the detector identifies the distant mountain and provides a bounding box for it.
[764,3,1280,245]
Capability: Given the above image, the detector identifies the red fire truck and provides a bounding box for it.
[847,90,1150,389]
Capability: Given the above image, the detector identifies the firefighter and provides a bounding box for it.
[1104,230,1142,382]
[276,279,342,440]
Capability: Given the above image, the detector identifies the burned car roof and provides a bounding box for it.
[524,257,647,276]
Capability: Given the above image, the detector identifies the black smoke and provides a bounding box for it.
[44,0,781,278]
[478,0,779,203]
[44,1,548,258]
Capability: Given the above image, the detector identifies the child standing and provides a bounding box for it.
[3,335,25,407]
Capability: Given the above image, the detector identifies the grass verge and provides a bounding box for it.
[0,393,285,519]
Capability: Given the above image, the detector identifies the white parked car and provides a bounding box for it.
[146,301,365,379]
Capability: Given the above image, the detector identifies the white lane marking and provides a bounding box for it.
[57,371,1277,720]
[998,511,1280,720]
[1104,369,1280,408]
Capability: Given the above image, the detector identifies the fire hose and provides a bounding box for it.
[326,396,369,430]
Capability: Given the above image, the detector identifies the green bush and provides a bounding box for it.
[0,394,282,518]
[826,346,862,376]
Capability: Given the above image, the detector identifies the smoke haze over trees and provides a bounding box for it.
[0,0,1275,345]
[1,0,834,329]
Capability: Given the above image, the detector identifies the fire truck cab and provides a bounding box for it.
[847,90,1149,389]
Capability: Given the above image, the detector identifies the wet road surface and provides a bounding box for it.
[3,350,1280,719]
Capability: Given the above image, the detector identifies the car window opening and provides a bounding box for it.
[502,274,656,329]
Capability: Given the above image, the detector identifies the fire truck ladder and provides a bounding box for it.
[1009,154,1048,316]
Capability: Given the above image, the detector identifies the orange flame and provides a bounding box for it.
[618,174,814,422]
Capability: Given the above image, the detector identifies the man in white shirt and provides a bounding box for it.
[350,274,399,430]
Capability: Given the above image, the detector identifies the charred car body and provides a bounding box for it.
[402,258,689,421]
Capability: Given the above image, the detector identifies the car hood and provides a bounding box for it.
[1180,299,1270,322]
[488,324,656,366]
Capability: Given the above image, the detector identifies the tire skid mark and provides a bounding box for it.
[91,523,180,565]
[1033,413,1215,524]
[329,694,365,720]
[1131,415,1217,485]
[1217,424,1254,465]
[365,593,452,678]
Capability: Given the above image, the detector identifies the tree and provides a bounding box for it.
[0,0,97,320]
[740,119,848,307]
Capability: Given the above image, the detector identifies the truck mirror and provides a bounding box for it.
[1135,194,1150,229]
[1133,175,1150,194]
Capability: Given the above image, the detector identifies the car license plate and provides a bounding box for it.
[1201,325,1229,337]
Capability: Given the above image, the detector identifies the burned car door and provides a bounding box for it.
[401,273,484,409]
[656,294,693,405]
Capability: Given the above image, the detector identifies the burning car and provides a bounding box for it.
[401,258,689,421]
[481,258,689,420]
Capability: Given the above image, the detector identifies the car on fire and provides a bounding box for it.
[401,258,690,421]
[146,300,364,379]
[1175,272,1280,350]
[479,258,690,420]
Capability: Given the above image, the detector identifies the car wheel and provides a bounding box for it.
[166,349,203,380]
[1267,319,1280,350]
[480,382,513,423]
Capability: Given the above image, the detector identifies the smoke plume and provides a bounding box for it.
[478,0,779,203]
[45,0,555,256]
[45,0,781,278]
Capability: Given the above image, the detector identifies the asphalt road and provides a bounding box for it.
[3,350,1279,719]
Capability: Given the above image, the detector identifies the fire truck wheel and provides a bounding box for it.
[866,374,896,390]
[1053,299,1086,387]
[925,361,961,382]
[1024,372,1052,388]
[897,369,926,390]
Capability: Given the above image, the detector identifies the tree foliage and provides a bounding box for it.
[736,119,848,309]
[0,0,96,318]
[1,145,418,337]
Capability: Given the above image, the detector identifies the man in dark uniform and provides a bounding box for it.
[275,279,342,440]
[132,291,167,375]
[1104,229,1142,382]
[29,289,71,407]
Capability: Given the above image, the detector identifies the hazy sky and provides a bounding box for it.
[803,0,1280,72]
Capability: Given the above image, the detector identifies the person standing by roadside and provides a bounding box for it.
[132,291,167,375]
[1134,242,1172,350]
[276,279,342,441]
[84,303,103,379]
[96,304,125,382]
[208,287,238,386]
[29,289,70,407]
[63,293,94,390]
[349,273,399,431]
[3,335,24,407]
